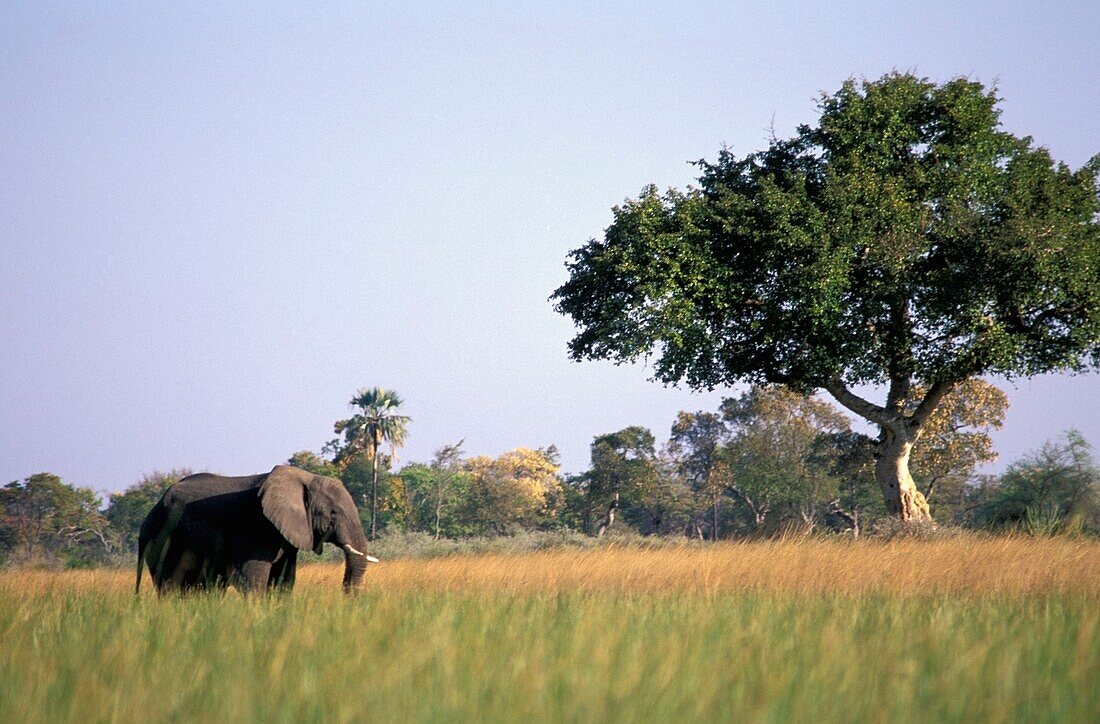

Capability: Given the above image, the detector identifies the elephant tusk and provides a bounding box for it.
[343,545,379,563]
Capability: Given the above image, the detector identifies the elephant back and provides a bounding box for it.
[162,472,266,504]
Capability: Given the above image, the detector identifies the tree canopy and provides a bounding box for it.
[1,473,112,566]
[553,73,1100,521]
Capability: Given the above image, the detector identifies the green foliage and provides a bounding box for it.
[586,426,659,508]
[978,430,1100,533]
[338,457,404,530]
[720,387,851,532]
[398,446,475,538]
[556,474,591,532]
[554,73,1100,390]
[0,473,112,567]
[553,72,1099,518]
[397,464,447,533]
[104,470,191,554]
[285,450,339,478]
[1024,502,1067,537]
[664,388,898,536]
[582,426,691,535]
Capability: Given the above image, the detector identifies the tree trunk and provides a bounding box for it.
[434,496,442,539]
[828,500,860,538]
[875,430,932,522]
[595,493,619,537]
[823,376,952,525]
[370,453,378,540]
[729,485,767,530]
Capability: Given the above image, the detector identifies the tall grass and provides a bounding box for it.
[2,536,1097,723]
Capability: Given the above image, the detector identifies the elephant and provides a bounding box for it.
[136,465,375,594]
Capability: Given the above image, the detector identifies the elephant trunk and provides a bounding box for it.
[340,529,372,592]
[342,551,368,591]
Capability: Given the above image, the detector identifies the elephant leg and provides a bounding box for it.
[162,549,200,593]
[185,556,226,593]
[269,552,297,592]
[232,559,273,593]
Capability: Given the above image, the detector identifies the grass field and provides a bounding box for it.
[2,536,1098,722]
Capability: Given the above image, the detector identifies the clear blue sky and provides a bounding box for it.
[2,2,1098,494]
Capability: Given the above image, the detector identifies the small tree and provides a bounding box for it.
[719,387,850,532]
[979,430,1099,533]
[553,73,1100,522]
[668,411,729,539]
[460,448,563,535]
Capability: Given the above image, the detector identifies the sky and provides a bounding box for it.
[2,2,1098,495]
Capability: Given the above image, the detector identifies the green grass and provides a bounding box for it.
[2,540,1098,722]
[1,591,1096,722]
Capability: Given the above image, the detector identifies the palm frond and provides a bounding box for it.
[342,387,411,461]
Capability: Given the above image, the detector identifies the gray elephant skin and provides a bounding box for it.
[137,465,372,594]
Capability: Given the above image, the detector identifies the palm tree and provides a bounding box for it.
[335,387,410,539]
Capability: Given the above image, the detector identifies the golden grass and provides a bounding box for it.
[343,535,1100,598]
[4,534,1097,599]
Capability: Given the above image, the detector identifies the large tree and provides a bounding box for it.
[553,73,1100,521]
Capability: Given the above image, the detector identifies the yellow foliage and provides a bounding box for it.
[462,448,563,530]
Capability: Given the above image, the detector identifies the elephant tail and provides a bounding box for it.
[135,537,146,595]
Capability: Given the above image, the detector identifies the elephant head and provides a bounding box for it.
[258,465,373,591]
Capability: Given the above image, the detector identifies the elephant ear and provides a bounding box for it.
[258,466,314,551]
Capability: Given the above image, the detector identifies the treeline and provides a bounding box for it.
[3,383,1099,567]
[0,470,193,568]
[339,383,1100,541]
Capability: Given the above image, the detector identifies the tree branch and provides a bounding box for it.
[911,379,957,431]
[822,378,891,428]
[727,484,769,521]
